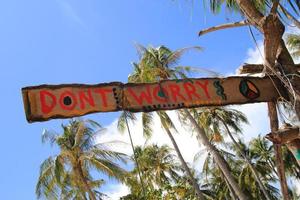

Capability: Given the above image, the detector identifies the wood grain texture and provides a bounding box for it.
[21,76,287,123]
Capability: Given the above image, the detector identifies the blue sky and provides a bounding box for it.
[0,0,266,199]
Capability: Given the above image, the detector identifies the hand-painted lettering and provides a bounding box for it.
[168,84,186,102]
[40,90,57,114]
[183,82,200,100]
[94,88,111,108]
[195,80,210,99]
[127,86,153,105]
[79,89,95,109]
[23,76,281,122]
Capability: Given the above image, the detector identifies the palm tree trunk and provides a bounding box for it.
[268,102,290,200]
[74,164,96,200]
[162,123,206,200]
[219,116,272,200]
[219,168,238,200]
[267,159,278,176]
[183,109,249,200]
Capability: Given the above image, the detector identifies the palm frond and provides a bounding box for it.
[54,156,64,185]
[117,111,137,133]
[174,65,221,77]
[134,43,148,59]
[90,147,129,164]
[36,157,58,199]
[167,46,202,67]
[142,112,154,138]
[41,129,58,145]
[89,157,127,180]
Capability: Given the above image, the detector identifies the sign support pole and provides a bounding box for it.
[268,101,290,200]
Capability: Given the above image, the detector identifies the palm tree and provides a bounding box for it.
[233,140,280,200]
[250,135,300,195]
[36,119,128,200]
[198,140,281,200]
[195,106,274,200]
[123,144,214,200]
[199,146,239,200]
[119,45,206,199]
[286,34,300,58]
[180,107,250,200]
[124,144,180,197]
[135,144,181,188]
[121,44,249,199]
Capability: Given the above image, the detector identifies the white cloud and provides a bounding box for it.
[97,111,204,166]
[244,40,264,65]
[234,40,265,76]
[231,103,270,141]
[103,184,129,200]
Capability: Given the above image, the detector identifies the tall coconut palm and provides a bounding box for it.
[195,106,274,200]
[136,144,181,187]
[178,107,249,199]
[124,145,180,196]
[36,119,128,200]
[250,135,300,184]
[118,45,206,199]
[121,44,249,199]
[123,144,214,200]
[198,146,240,200]
[200,146,280,200]
[233,140,280,199]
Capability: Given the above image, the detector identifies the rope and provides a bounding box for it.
[247,26,288,92]
[247,25,299,112]
[124,112,147,198]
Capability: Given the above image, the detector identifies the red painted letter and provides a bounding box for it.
[195,80,210,99]
[127,86,153,105]
[168,84,186,102]
[94,88,111,107]
[79,89,95,109]
[40,90,56,114]
[183,82,200,100]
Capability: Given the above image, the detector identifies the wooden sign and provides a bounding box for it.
[22,76,287,122]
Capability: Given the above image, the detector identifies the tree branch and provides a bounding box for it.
[238,63,300,74]
[270,0,280,15]
[266,127,300,144]
[198,20,250,36]
[236,0,264,27]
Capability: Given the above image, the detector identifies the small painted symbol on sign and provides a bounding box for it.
[295,149,300,160]
[213,80,227,100]
[158,89,166,98]
[63,96,72,105]
[239,79,260,100]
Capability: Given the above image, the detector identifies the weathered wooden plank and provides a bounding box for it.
[238,63,300,74]
[266,127,300,144]
[22,76,287,122]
